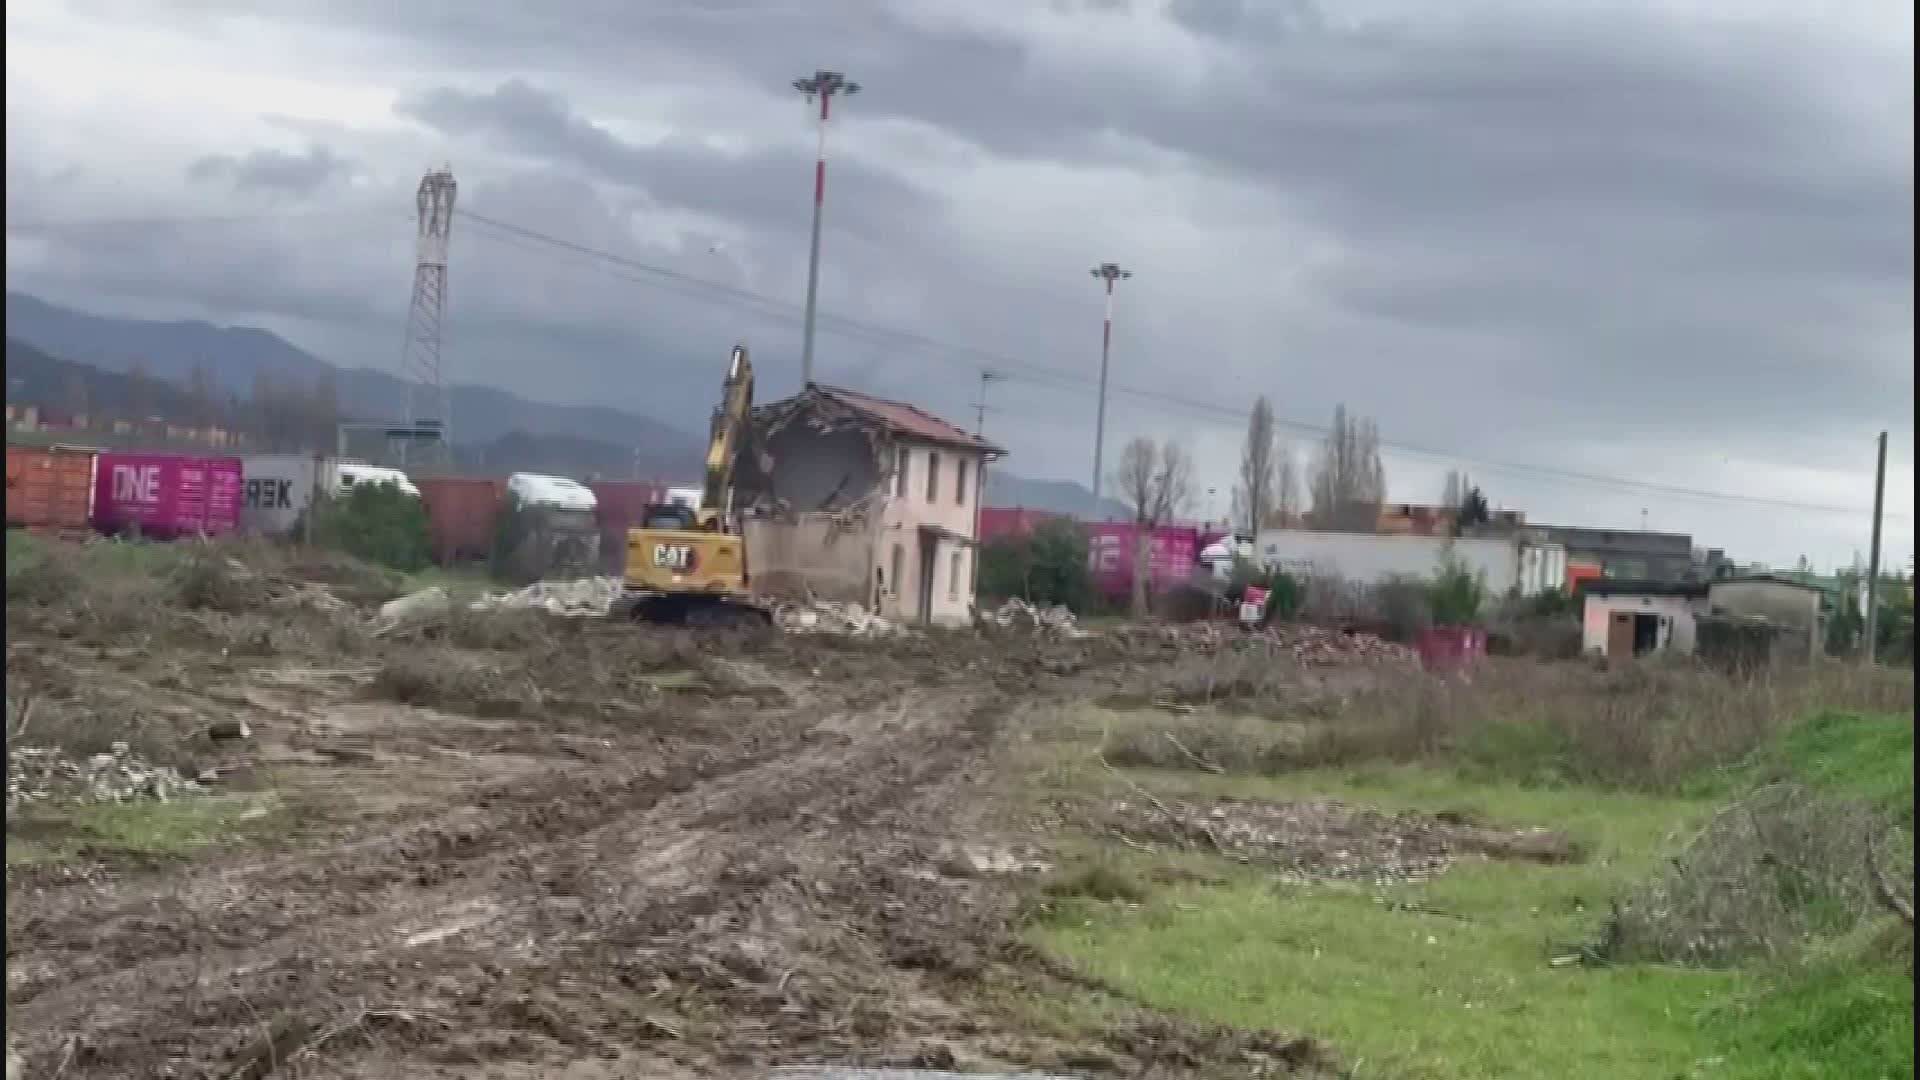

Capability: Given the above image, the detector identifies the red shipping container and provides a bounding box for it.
[589,480,667,573]
[92,453,241,538]
[6,445,98,530]
[415,476,506,565]
[978,506,1067,543]
[1084,522,1201,602]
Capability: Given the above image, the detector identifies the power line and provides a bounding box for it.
[456,209,1901,520]
[8,206,1906,520]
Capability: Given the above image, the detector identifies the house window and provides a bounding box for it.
[956,458,969,506]
[949,551,962,600]
[894,447,909,498]
[890,544,905,599]
[926,452,941,502]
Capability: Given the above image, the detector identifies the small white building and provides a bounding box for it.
[1581,580,1711,660]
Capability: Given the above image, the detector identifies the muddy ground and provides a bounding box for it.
[6,546,1364,1080]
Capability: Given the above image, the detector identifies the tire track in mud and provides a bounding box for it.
[5,672,1014,1078]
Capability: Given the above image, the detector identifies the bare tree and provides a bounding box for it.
[1307,404,1385,532]
[1235,396,1278,536]
[1113,436,1195,615]
[1234,397,1303,534]
[1275,443,1300,527]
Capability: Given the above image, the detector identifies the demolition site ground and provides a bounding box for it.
[5,537,1914,1079]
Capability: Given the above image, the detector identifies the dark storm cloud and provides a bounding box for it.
[187,144,358,194]
[7,0,1911,565]
[394,78,939,240]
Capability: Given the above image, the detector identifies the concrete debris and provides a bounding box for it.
[374,586,453,633]
[1120,620,1418,667]
[773,600,902,637]
[470,576,624,617]
[7,742,204,808]
[983,598,1084,637]
[1111,795,1573,887]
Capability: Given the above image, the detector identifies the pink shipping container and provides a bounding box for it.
[978,506,1068,544]
[91,453,242,539]
[414,477,506,566]
[588,480,667,574]
[1084,522,1202,602]
[1416,625,1487,673]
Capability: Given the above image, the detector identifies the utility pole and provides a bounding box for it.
[969,368,1000,601]
[793,70,860,389]
[1863,429,1887,664]
[1089,262,1132,516]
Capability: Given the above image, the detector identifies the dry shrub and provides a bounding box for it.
[1606,783,1909,966]
[1100,655,1913,792]
[370,651,538,716]
[4,693,192,769]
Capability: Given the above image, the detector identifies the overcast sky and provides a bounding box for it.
[6,0,1913,570]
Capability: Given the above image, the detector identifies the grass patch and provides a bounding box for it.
[6,794,287,866]
[1025,703,1916,1079]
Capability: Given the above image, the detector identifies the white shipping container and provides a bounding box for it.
[1255,528,1521,595]
[238,453,323,536]
[1518,542,1568,597]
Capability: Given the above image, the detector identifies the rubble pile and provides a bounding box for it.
[773,600,902,637]
[471,576,624,617]
[7,742,203,808]
[1126,621,1417,667]
[1111,796,1572,887]
[1265,624,1418,667]
[983,598,1084,637]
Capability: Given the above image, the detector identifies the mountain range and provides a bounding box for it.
[4,291,1130,516]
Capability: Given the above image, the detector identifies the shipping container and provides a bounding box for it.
[978,506,1068,544]
[238,453,323,537]
[1517,541,1569,598]
[1254,528,1521,596]
[414,476,506,566]
[1085,522,1203,602]
[6,444,99,531]
[92,452,242,538]
[1416,625,1488,672]
[589,480,667,574]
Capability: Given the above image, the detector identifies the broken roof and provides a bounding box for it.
[763,384,1006,457]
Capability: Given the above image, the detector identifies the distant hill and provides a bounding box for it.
[985,469,1130,520]
[4,291,702,478]
[6,338,205,422]
[7,292,1111,502]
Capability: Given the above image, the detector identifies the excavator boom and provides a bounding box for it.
[697,345,753,529]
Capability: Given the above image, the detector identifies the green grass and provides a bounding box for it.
[1026,708,1916,1080]
[1034,767,1733,1079]
[5,794,287,866]
[1707,929,1913,1080]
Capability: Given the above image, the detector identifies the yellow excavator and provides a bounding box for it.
[619,344,773,627]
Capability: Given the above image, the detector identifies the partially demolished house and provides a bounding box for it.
[737,384,1005,625]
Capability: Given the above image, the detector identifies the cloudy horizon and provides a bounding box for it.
[5,0,1912,570]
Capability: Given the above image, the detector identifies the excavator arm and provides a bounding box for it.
[697,344,754,530]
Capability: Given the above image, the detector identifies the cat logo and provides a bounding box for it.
[651,544,696,572]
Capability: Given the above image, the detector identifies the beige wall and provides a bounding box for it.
[744,512,878,607]
[875,441,988,625]
[1582,593,1707,656]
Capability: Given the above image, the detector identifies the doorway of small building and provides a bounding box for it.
[915,532,936,623]
[1608,610,1661,660]
[1633,612,1661,655]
